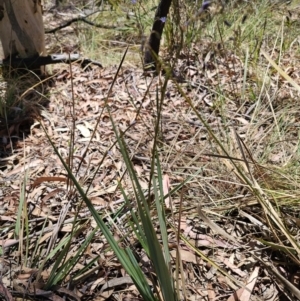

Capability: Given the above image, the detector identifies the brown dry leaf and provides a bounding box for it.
[90,277,105,291]
[207,281,216,301]
[124,132,141,141]
[97,288,114,301]
[90,197,107,206]
[90,219,98,229]
[227,266,259,301]
[54,286,81,301]
[179,217,189,233]
[31,206,56,220]
[61,224,73,232]
[239,266,259,301]
[163,174,171,208]
[170,249,197,264]
[6,159,44,177]
[41,188,66,203]
[221,257,247,278]
[95,184,118,195]
[39,231,53,244]
[100,276,134,292]
[0,216,15,222]
[235,117,249,125]
[197,206,240,246]
[32,176,68,188]
[0,239,19,248]
[139,179,148,189]
[134,164,143,176]
[227,288,243,301]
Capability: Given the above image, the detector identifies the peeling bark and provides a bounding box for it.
[0,0,45,60]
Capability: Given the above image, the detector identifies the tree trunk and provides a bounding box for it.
[0,0,45,61]
[143,0,172,71]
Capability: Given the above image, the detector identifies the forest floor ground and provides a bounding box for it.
[1,1,300,300]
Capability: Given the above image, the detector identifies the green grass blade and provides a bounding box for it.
[42,127,156,300]
[111,131,177,301]
[153,154,171,267]
[46,227,98,288]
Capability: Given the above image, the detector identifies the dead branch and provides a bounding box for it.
[0,54,102,69]
[45,16,117,34]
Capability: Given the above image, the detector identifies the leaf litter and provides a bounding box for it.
[1,1,300,301]
[0,61,298,300]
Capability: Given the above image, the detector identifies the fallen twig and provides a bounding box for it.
[0,53,102,69]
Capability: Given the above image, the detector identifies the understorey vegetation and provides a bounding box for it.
[0,0,300,300]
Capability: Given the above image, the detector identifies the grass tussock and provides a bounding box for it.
[1,0,300,300]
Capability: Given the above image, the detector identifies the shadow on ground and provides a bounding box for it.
[0,68,51,164]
